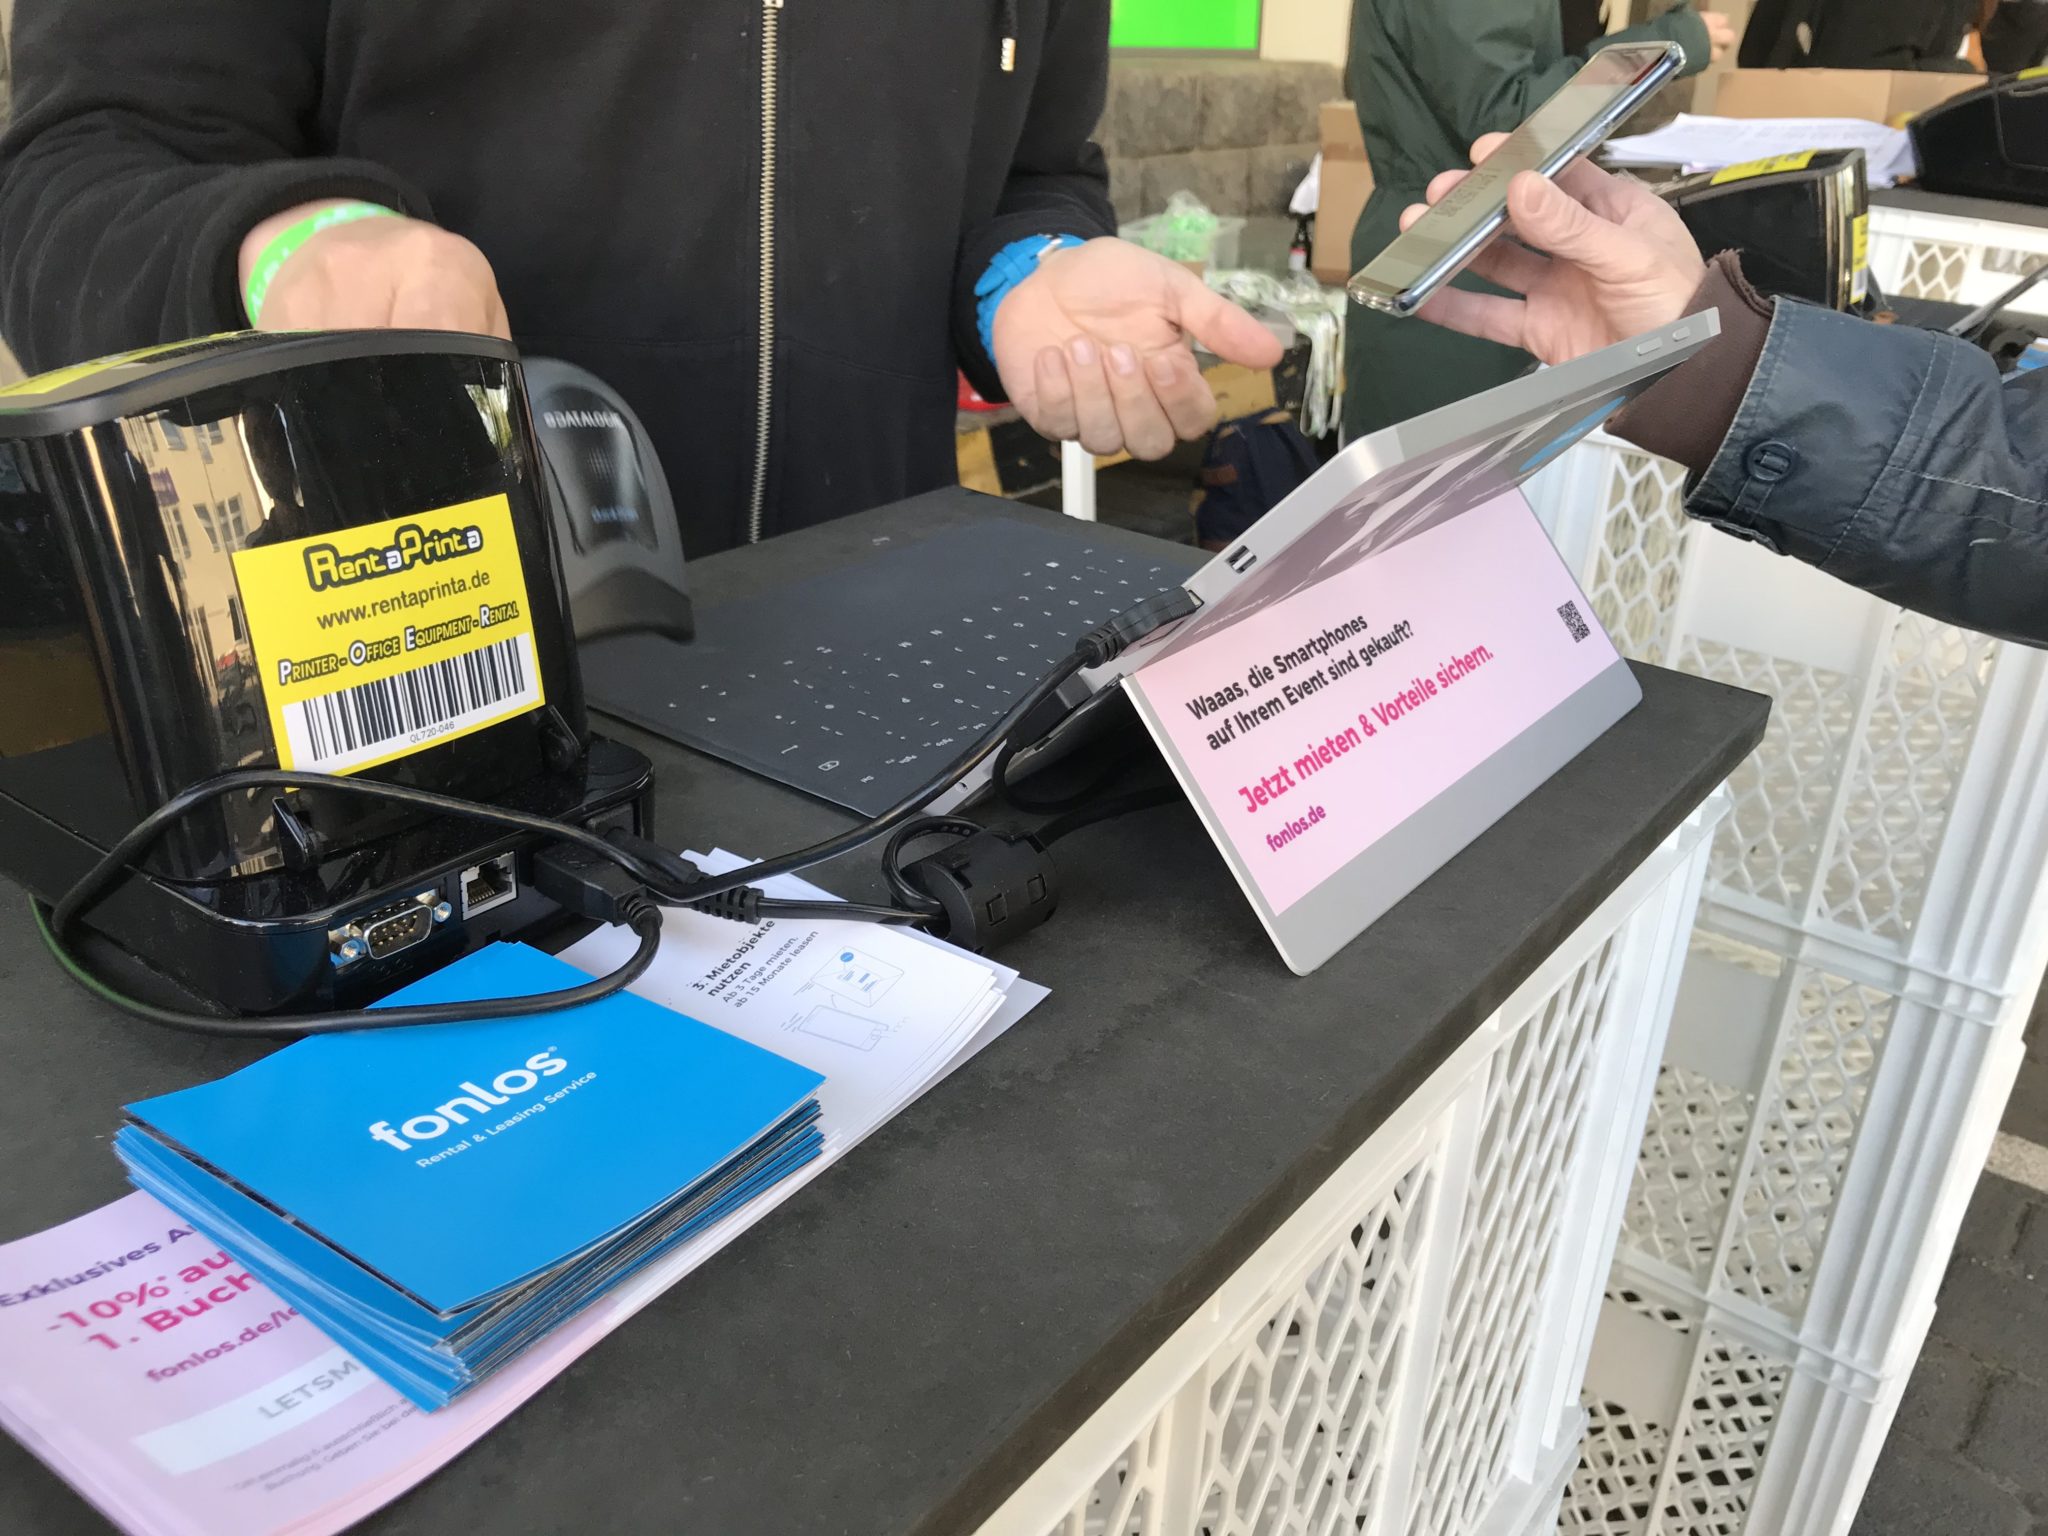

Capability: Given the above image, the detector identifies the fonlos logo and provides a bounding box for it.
[302,522,486,593]
[367,1049,569,1151]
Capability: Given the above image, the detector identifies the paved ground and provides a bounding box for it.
[1855,996,2048,1535]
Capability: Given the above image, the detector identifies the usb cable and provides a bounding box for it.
[37,588,1202,1036]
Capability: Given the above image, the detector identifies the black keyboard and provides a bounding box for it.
[580,517,1199,814]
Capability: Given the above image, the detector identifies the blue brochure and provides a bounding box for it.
[123,945,825,1316]
[116,1115,824,1410]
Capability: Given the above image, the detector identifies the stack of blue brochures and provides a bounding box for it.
[112,945,825,1410]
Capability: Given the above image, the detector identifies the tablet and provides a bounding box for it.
[1100,313,1721,971]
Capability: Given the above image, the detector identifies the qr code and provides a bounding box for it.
[1559,600,1591,643]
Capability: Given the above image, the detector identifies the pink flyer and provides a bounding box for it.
[0,1192,611,1536]
[1125,493,1619,916]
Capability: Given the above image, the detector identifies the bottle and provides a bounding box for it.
[1288,214,1313,274]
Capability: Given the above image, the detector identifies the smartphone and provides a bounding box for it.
[1347,42,1685,317]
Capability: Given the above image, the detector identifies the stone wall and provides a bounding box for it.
[1098,58,1340,224]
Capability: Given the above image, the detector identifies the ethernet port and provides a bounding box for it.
[460,854,518,919]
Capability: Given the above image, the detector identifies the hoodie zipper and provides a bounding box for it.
[748,0,783,544]
[748,0,1012,540]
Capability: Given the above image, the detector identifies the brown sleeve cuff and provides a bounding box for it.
[1609,252,1775,477]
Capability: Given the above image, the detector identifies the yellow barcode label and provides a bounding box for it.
[230,494,545,774]
[1711,151,1818,186]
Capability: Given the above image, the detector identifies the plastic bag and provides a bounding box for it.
[1139,192,1222,263]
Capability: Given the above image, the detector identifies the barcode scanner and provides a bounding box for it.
[525,359,694,646]
[1911,72,2048,206]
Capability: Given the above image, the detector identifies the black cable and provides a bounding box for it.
[1036,785,1183,846]
[35,897,664,1038]
[44,589,1201,1031]
[992,731,1135,815]
[757,899,926,924]
[50,762,919,926]
[666,588,1202,899]
[880,817,984,915]
[49,769,675,942]
[882,786,1182,933]
[653,652,1090,901]
[36,761,941,1037]
[31,768,751,1037]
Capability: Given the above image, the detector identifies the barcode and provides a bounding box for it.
[1558,601,1591,643]
[286,634,535,769]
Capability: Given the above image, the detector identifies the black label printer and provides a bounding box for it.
[1912,71,2048,206]
[0,332,658,1019]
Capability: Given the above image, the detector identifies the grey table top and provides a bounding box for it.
[0,491,1770,1536]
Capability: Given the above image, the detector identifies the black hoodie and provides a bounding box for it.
[1984,0,2048,71]
[0,0,1115,555]
[1738,0,1981,68]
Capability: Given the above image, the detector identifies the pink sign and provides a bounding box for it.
[1126,492,1619,916]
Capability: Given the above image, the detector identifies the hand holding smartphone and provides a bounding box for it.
[1348,43,1685,318]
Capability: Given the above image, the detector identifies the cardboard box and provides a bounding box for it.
[1312,157,1375,287]
[1707,68,1985,126]
[1320,101,1366,160]
[1313,101,1375,286]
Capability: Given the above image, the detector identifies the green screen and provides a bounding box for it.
[1109,0,1260,51]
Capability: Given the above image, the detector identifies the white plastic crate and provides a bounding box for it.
[1566,1282,1814,1536]
[1555,933,2029,1536]
[1867,201,2048,321]
[971,794,1727,1536]
[1525,435,2048,1536]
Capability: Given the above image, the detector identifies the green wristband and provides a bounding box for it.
[243,201,398,324]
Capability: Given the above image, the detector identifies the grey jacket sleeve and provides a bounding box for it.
[1689,301,2048,646]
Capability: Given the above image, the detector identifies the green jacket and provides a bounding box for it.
[1341,0,1711,440]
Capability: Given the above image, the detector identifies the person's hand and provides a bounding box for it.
[1701,9,1738,62]
[1401,135,1708,366]
[238,202,510,338]
[993,237,1285,461]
